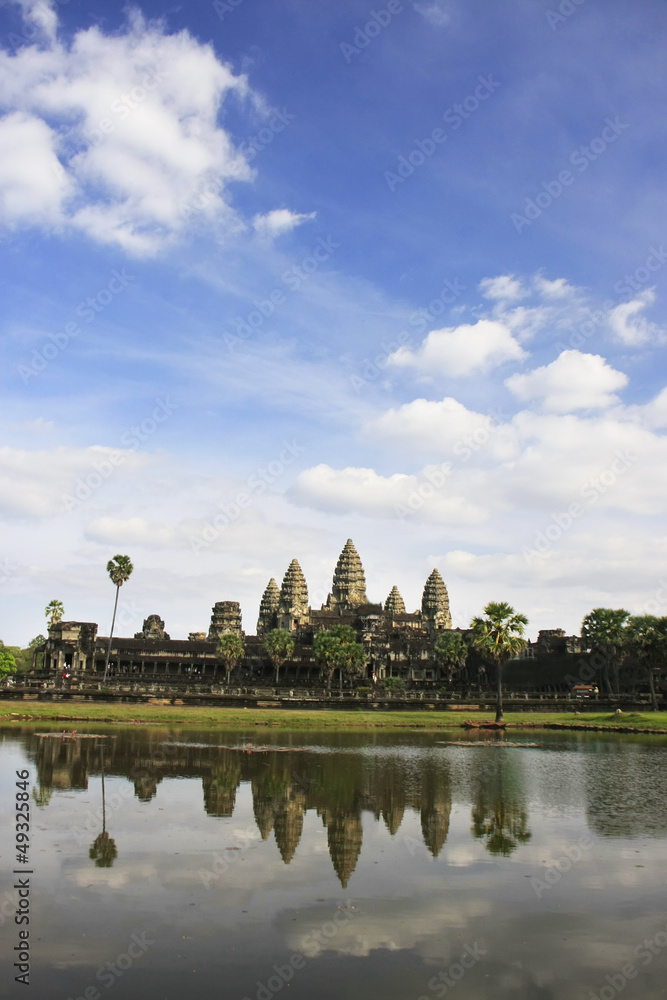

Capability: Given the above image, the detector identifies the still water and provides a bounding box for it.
[2,726,667,1000]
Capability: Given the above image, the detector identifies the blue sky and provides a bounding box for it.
[1,0,667,645]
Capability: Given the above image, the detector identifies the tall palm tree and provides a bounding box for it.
[625,615,666,712]
[470,601,528,724]
[263,629,295,685]
[581,608,629,695]
[217,633,244,686]
[45,599,64,626]
[102,555,133,683]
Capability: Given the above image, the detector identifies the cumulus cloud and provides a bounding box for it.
[0,9,287,254]
[532,274,578,299]
[479,274,528,302]
[291,463,486,523]
[0,111,73,224]
[608,288,667,346]
[252,208,316,240]
[388,319,527,376]
[505,350,628,413]
[365,396,516,458]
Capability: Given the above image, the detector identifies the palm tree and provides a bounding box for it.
[263,629,295,685]
[433,631,468,687]
[313,625,366,692]
[625,615,666,712]
[217,633,244,686]
[102,555,133,683]
[89,746,117,867]
[45,599,64,626]
[470,601,528,724]
[581,608,629,695]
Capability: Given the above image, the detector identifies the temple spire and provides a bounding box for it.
[421,569,452,630]
[278,560,309,630]
[326,539,368,610]
[257,578,280,634]
[384,586,406,617]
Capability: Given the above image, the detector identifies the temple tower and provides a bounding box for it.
[257,578,280,635]
[384,586,406,617]
[325,539,368,611]
[208,601,243,641]
[134,615,169,640]
[421,569,452,630]
[278,560,310,631]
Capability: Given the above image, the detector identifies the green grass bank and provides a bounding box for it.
[2,702,667,732]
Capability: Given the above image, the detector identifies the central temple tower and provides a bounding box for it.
[325,539,369,611]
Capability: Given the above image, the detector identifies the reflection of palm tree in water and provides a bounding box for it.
[89,744,117,867]
[471,751,531,857]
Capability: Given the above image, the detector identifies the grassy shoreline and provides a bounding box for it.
[1,702,667,732]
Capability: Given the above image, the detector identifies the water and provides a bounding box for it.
[2,726,667,1000]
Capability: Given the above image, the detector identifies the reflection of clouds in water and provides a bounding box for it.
[285,896,492,959]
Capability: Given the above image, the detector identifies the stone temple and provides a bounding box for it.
[42,539,461,684]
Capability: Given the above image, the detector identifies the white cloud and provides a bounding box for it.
[0,445,151,518]
[608,288,667,346]
[365,396,516,458]
[0,111,72,224]
[11,0,57,40]
[505,350,628,413]
[479,274,528,302]
[0,10,263,254]
[413,1,452,27]
[291,463,486,523]
[388,319,527,376]
[252,208,316,240]
[532,274,578,299]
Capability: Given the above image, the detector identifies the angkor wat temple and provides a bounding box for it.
[42,538,578,685]
[43,539,460,684]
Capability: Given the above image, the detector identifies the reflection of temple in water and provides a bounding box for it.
[26,733,537,886]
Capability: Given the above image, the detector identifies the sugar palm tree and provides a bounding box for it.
[470,601,528,724]
[263,629,295,685]
[581,608,629,695]
[102,555,133,683]
[625,615,666,712]
[313,625,365,692]
[45,599,64,626]
[217,633,244,686]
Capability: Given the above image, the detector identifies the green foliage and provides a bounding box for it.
[106,554,134,587]
[625,615,667,710]
[470,602,528,664]
[44,599,64,625]
[264,629,295,660]
[0,645,17,677]
[313,625,366,690]
[433,631,468,682]
[383,676,406,691]
[581,607,630,694]
[217,632,244,682]
[89,832,117,867]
